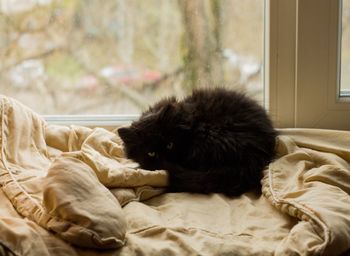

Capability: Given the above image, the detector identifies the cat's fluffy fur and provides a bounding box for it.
[118,88,277,196]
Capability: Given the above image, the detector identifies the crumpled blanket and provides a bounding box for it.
[0,95,350,256]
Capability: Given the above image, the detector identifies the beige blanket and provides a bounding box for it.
[0,95,350,256]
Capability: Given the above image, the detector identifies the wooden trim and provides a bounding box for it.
[265,0,297,128]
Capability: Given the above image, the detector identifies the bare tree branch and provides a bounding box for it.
[144,66,184,89]
[68,49,147,109]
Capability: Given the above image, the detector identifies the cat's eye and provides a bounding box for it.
[148,152,156,157]
[166,142,174,149]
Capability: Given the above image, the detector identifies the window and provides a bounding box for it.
[0,0,264,125]
[340,0,350,97]
[3,0,349,129]
[267,0,350,130]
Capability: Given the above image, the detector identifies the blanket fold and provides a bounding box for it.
[0,96,167,252]
[42,156,126,249]
[262,132,350,255]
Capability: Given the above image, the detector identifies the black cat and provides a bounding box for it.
[118,88,277,196]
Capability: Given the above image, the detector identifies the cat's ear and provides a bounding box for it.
[118,127,136,142]
[157,98,178,122]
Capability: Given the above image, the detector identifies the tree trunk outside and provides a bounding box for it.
[178,0,223,92]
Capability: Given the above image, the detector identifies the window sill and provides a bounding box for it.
[43,115,138,127]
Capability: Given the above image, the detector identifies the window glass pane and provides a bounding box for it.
[341,0,350,96]
[0,0,264,115]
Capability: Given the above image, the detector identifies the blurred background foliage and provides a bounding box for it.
[0,0,265,114]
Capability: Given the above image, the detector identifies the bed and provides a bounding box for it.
[0,95,350,256]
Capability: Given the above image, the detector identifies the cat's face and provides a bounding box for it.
[118,98,190,170]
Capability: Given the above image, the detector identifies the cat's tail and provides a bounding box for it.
[166,165,259,197]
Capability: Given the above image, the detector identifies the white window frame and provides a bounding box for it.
[266,0,350,130]
[44,115,138,127]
